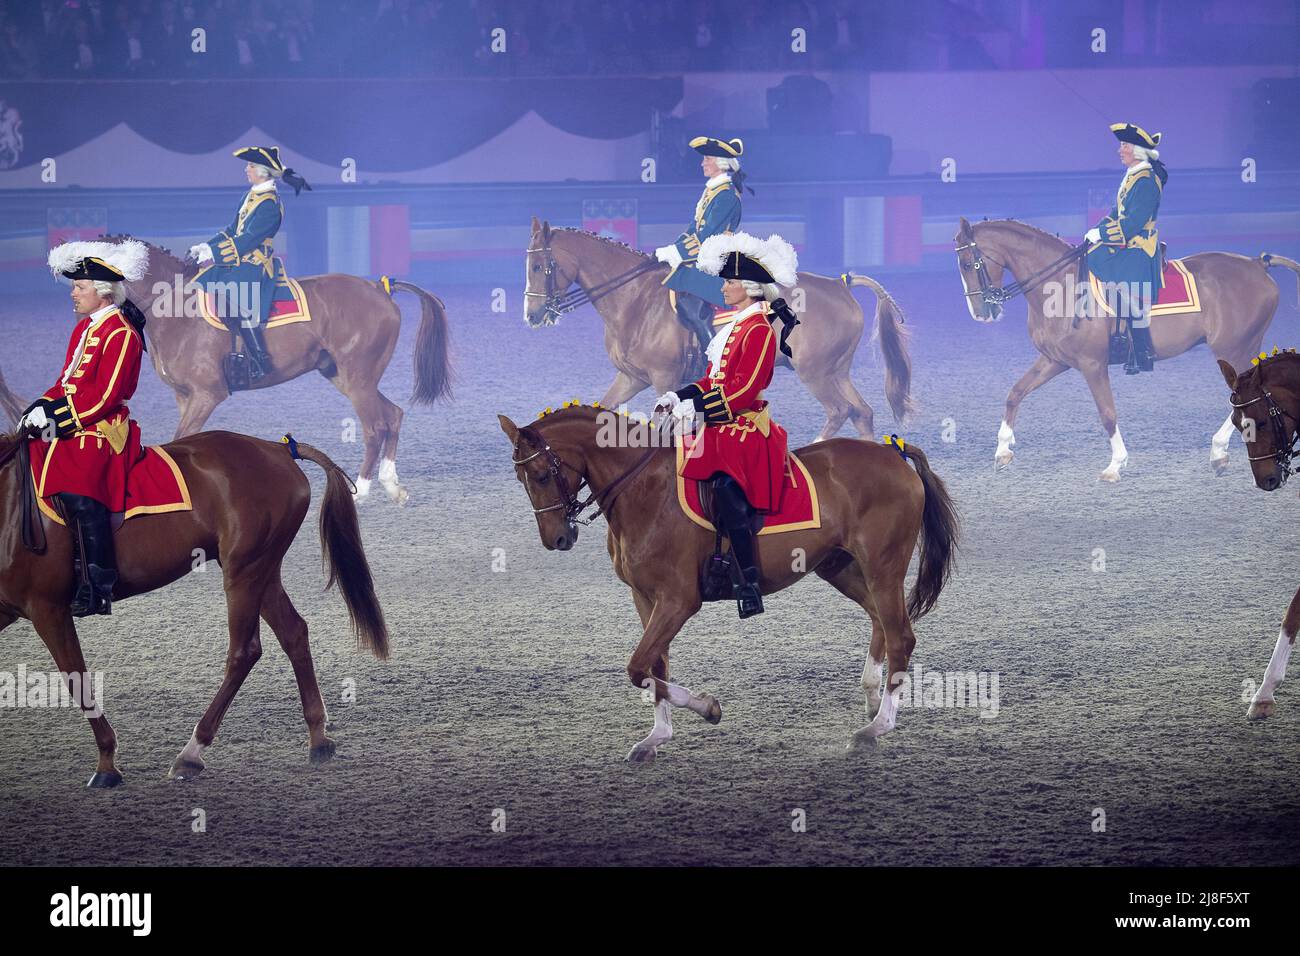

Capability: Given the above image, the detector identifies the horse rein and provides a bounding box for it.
[512,426,664,526]
[1230,387,1300,482]
[525,235,660,323]
[955,238,1088,308]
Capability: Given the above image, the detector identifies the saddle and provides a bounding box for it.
[1081,242,1170,365]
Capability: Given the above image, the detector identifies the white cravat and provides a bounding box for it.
[62,303,117,386]
[250,179,277,195]
[706,300,764,371]
[705,172,731,189]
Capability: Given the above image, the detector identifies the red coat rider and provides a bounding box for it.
[21,241,150,617]
[655,231,800,620]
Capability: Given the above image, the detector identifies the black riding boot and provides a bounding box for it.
[57,493,117,617]
[676,295,714,381]
[242,322,273,381]
[711,475,764,619]
[1129,324,1155,373]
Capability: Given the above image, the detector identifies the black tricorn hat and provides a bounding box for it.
[690,136,744,158]
[718,251,775,284]
[61,256,125,282]
[1110,123,1161,150]
[233,145,286,171]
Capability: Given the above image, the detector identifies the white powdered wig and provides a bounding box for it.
[47,239,149,283]
[250,163,278,180]
[1132,144,1160,162]
[696,231,797,287]
[714,156,740,173]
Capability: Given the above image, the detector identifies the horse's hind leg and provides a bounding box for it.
[374,391,409,505]
[1248,582,1300,720]
[169,574,267,779]
[816,554,885,716]
[335,384,387,500]
[31,604,120,788]
[261,574,334,761]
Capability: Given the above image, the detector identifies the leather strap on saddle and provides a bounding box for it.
[17,437,47,554]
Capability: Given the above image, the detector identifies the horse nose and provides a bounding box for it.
[1263,473,1282,491]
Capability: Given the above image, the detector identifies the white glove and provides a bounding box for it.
[653,390,679,416]
[671,399,697,424]
[1084,227,1101,244]
[655,244,683,268]
[190,243,214,263]
[22,405,49,431]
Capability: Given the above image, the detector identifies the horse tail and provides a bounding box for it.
[0,365,24,425]
[385,278,453,405]
[895,443,959,622]
[288,439,390,660]
[1261,254,1300,305]
[842,273,916,424]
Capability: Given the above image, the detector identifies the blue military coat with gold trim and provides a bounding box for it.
[663,176,743,306]
[1087,164,1163,296]
[195,186,283,323]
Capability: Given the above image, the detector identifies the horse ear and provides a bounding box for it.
[1217,359,1239,391]
[498,414,520,444]
[530,216,540,234]
[542,220,551,238]
[958,216,972,238]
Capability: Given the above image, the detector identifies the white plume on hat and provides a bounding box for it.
[696,231,798,286]
[47,238,149,282]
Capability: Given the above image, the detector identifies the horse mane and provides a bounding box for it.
[97,233,192,276]
[977,218,1073,252]
[552,227,653,261]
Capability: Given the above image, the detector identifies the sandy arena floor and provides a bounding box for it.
[2,272,1299,866]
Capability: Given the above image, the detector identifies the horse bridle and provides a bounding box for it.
[1230,386,1300,482]
[511,430,661,526]
[955,237,1089,311]
[525,232,660,325]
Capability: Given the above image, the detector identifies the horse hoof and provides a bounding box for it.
[87,769,123,789]
[626,744,658,764]
[846,733,879,752]
[1099,469,1122,483]
[994,451,1014,468]
[703,697,722,725]
[310,739,337,764]
[1211,456,1229,476]
[167,758,205,781]
[1247,700,1274,721]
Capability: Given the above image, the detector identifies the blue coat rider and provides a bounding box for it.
[190,146,311,383]
[655,136,748,369]
[1085,123,1167,374]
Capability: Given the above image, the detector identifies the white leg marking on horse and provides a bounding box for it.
[662,679,716,720]
[1248,627,1294,720]
[861,653,884,716]
[994,420,1015,467]
[378,457,408,504]
[1100,428,1128,482]
[178,729,206,765]
[353,476,372,499]
[851,682,902,747]
[1211,414,1234,471]
[628,699,674,762]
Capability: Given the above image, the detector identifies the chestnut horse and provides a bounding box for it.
[955,217,1300,481]
[90,236,453,504]
[0,427,389,787]
[524,218,915,441]
[499,405,958,760]
[1219,352,1300,720]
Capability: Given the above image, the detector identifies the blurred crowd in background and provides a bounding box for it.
[0,0,1294,80]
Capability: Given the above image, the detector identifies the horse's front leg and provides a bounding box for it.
[599,370,650,411]
[995,354,1068,468]
[626,593,713,763]
[1210,413,1235,476]
[1079,360,1127,481]
[30,603,120,788]
[1249,584,1300,720]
